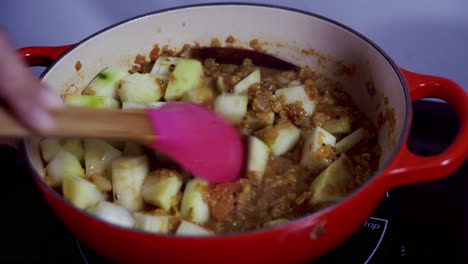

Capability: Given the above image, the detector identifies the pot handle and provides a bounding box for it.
[381,68,468,189]
[0,45,74,151]
[17,44,74,67]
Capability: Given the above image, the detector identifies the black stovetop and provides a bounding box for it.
[1,100,466,263]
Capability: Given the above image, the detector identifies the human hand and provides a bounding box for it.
[0,29,62,133]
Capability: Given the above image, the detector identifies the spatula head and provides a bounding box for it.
[146,102,244,183]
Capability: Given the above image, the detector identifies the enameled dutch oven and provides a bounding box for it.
[17,4,468,264]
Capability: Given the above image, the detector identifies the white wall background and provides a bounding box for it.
[1,0,467,92]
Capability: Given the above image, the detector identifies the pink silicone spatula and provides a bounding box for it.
[0,102,244,183]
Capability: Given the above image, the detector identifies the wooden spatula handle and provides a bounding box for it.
[0,107,155,145]
[0,108,30,137]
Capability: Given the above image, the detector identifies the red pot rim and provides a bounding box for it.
[20,2,419,239]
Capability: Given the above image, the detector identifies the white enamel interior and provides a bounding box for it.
[27,4,407,180]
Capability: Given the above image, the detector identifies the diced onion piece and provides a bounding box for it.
[112,155,149,211]
[264,218,289,227]
[277,76,290,85]
[270,123,301,156]
[216,76,226,93]
[90,174,112,192]
[64,95,120,109]
[164,59,204,101]
[275,85,316,115]
[40,138,62,163]
[86,201,134,228]
[84,139,122,178]
[246,136,270,182]
[300,127,337,169]
[335,128,365,153]
[322,116,352,135]
[83,67,129,99]
[62,174,103,209]
[288,80,302,87]
[133,213,171,234]
[122,101,146,110]
[61,139,84,163]
[256,122,301,156]
[180,179,210,224]
[141,169,183,212]
[233,69,260,94]
[309,154,355,204]
[150,56,179,78]
[175,220,213,236]
[119,73,163,104]
[214,93,248,125]
[46,149,85,187]
[241,111,275,133]
[146,102,167,108]
[180,85,214,106]
[40,138,84,163]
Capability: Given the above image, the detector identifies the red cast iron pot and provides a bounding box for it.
[17,3,468,264]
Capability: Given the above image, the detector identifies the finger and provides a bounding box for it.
[0,31,34,97]
[0,81,62,133]
[0,31,63,109]
[0,30,62,132]
[37,83,63,110]
[11,98,57,133]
